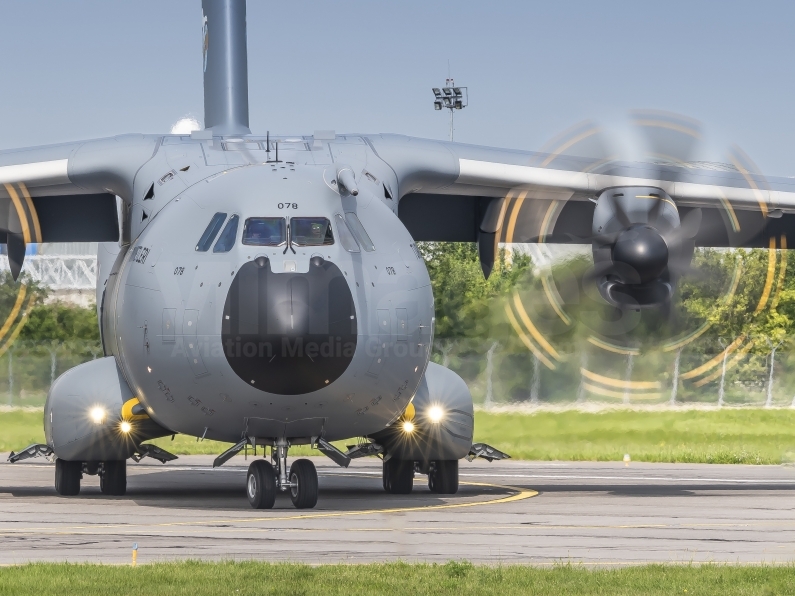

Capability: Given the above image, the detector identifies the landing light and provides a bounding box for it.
[428,406,444,424]
[120,421,132,434]
[402,421,415,434]
[89,406,107,425]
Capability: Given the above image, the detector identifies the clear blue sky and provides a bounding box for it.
[1,1,794,175]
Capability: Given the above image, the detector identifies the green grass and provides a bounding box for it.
[474,409,795,464]
[1,562,794,596]
[4,408,795,464]
[0,410,48,454]
[147,434,321,457]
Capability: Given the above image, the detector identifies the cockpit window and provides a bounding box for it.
[334,213,360,253]
[213,214,239,253]
[290,217,334,246]
[345,213,375,252]
[196,212,227,252]
[243,217,286,246]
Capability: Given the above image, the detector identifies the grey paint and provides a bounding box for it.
[44,357,169,461]
[202,0,250,135]
[372,362,474,461]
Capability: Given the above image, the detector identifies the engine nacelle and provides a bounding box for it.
[591,186,695,308]
[45,357,171,461]
[371,362,474,461]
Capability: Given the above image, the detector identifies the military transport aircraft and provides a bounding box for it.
[6,0,795,509]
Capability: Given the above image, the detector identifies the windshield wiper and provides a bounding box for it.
[283,224,296,254]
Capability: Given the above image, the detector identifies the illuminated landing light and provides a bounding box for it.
[120,421,132,434]
[89,406,107,425]
[428,406,444,424]
[147,366,152,373]
[402,421,415,434]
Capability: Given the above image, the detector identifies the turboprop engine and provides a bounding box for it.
[590,186,701,308]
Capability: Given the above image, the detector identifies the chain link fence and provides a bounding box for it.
[1,336,792,409]
[432,337,795,408]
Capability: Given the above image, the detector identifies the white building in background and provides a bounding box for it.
[0,243,98,308]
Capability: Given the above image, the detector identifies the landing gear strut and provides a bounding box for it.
[246,438,318,510]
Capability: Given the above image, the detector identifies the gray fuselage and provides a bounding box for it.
[100,157,434,444]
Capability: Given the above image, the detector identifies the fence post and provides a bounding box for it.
[48,342,58,387]
[670,348,681,405]
[576,350,587,403]
[7,347,13,406]
[485,341,498,409]
[766,339,782,408]
[623,353,634,405]
[441,340,452,368]
[531,353,541,404]
[717,338,728,407]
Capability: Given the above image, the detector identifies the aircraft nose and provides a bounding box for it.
[222,258,357,395]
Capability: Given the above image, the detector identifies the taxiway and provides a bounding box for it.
[2,455,795,565]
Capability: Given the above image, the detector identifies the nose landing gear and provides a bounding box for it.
[246,438,318,509]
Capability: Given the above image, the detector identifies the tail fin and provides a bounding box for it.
[202,0,250,135]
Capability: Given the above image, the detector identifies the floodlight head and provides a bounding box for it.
[454,100,463,109]
[442,87,452,96]
[434,100,443,110]
[444,98,453,108]
[432,88,442,98]
[453,87,462,97]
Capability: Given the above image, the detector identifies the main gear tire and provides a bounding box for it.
[54,459,82,496]
[383,457,414,494]
[289,459,318,509]
[247,460,277,509]
[100,460,127,496]
[428,460,459,494]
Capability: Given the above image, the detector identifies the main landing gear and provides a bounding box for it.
[53,459,127,496]
[382,458,459,495]
[246,438,318,510]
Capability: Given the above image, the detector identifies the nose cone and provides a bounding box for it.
[611,225,668,284]
[222,259,357,395]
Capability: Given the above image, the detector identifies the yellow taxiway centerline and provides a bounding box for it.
[0,480,539,536]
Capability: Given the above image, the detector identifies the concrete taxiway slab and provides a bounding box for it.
[2,454,795,565]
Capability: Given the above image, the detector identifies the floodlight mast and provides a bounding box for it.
[432,78,467,141]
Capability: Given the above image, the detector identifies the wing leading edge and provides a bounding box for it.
[364,134,795,252]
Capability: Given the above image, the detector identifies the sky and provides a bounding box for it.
[1,1,794,175]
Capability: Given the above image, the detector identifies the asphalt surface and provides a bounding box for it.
[2,454,795,565]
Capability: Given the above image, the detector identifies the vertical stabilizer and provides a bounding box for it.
[202,0,251,135]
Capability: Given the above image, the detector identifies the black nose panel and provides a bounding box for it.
[222,260,357,395]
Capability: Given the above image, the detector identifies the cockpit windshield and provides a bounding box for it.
[291,217,334,246]
[243,217,287,246]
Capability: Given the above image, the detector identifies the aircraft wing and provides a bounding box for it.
[367,134,795,253]
[0,134,159,276]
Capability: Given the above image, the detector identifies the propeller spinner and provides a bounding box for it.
[590,186,690,308]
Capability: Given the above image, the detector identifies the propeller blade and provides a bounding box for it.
[631,109,701,184]
[647,195,666,227]
[679,208,702,239]
[7,232,25,281]
[605,192,631,228]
